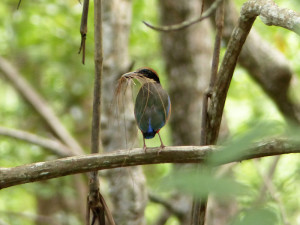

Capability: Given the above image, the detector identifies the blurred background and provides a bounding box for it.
[0,0,299,224]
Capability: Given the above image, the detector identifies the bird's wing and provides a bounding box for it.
[134,83,170,133]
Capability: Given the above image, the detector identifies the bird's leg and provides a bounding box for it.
[143,137,147,153]
[157,132,165,154]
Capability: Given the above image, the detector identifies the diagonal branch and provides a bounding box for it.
[0,138,299,189]
[0,57,84,155]
[0,126,72,157]
[149,193,186,220]
[206,0,300,145]
[205,0,300,124]
[17,0,22,9]
[206,6,256,144]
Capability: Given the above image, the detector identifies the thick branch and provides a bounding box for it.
[0,139,299,189]
[0,126,72,157]
[243,0,300,36]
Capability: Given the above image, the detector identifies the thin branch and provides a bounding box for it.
[0,210,57,224]
[0,126,72,157]
[0,219,9,225]
[0,57,84,155]
[17,0,22,9]
[254,157,290,225]
[143,0,224,32]
[209,2,224,91]
[255,156,280,204]
[0,138,299,189]
[149,193,185,220]
[206,7,256,144]
[86,0,110,224]
[78,0,90,64]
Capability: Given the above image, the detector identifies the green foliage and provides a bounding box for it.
[208,122,283,165]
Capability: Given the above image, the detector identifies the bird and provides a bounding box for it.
[121,67,171,152]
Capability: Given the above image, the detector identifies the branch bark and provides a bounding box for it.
[243,0,300,36]
[0,138,299,189]
[206,6,256,144]
[86,0,108,224]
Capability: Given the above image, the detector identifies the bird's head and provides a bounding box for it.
[121,67,160,84]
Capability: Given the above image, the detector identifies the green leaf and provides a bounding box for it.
[162,168,248,199]
[230,208,279,225]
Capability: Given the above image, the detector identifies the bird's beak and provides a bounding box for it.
[121,71,136,78]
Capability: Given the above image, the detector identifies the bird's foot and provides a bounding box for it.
[143,145,147,153]
[157,144,165,155]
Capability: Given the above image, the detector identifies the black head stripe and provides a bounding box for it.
[136,68,160,83]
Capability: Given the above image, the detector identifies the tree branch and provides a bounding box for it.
[0,126,72,157]
[78,0,90,64]
[143,0,224,32]
[206,6,256,144]
[86,0,111,224]
[0,57,84,155]
[254,157,290,225]
[0,138,299,189]
[149,193,186,220]
[204,0,300,125]
[243,0,300,36]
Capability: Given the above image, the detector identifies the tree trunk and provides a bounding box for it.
[159,0,213,146]
[158,0,213,224]
[101,0,147,224]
